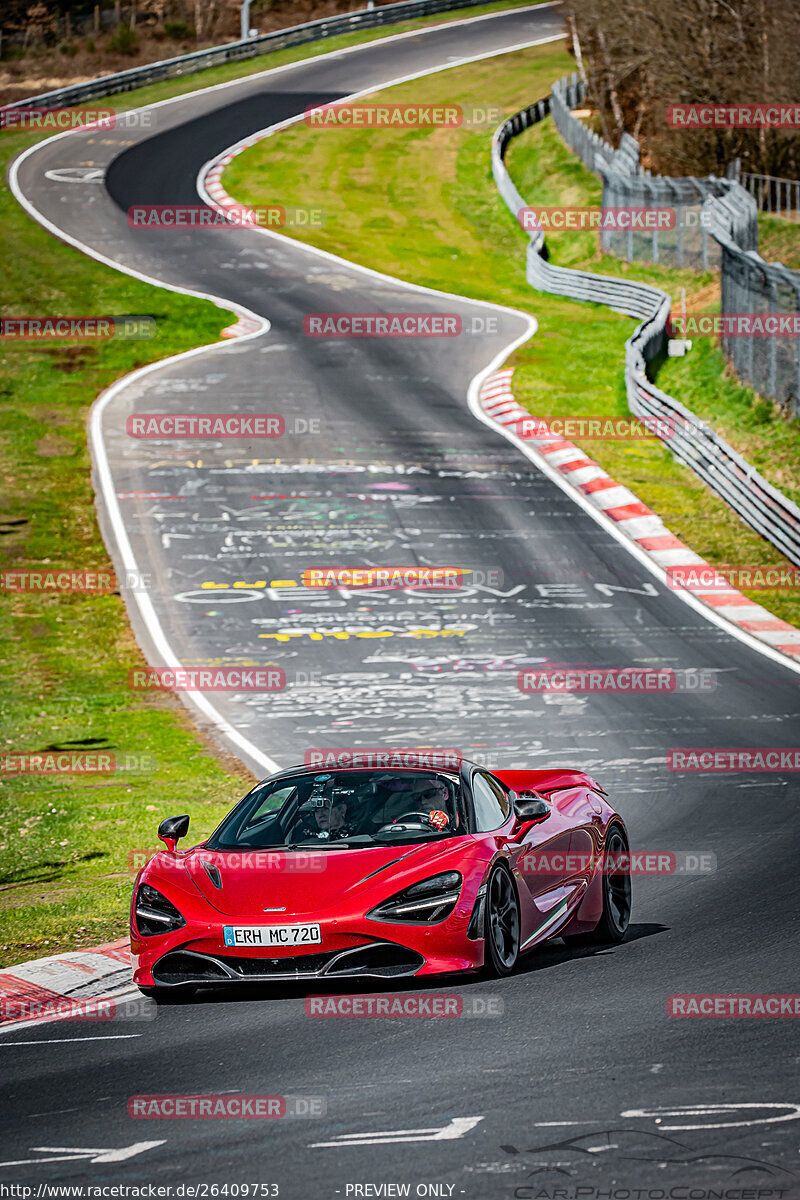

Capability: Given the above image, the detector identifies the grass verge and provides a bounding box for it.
[223,45,800,626]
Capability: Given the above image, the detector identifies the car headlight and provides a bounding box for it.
[134,883,186,937]
[367,871,462,924]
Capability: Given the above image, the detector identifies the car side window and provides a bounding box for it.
[472,772,511,832]
[243,784,295,830]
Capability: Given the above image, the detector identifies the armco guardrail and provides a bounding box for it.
[3,0,500,111]
[491,93,800,568]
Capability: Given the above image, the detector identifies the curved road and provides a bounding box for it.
[4,6,800,1196]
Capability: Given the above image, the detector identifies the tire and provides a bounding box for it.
[138,985,197,1004]
[483,865,521,976]
[564,822,631,946]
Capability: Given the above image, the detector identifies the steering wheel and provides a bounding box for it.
[376,811,449,834]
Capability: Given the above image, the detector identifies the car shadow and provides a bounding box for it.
[168,922,667,1007]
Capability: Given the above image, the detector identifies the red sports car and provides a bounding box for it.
[131,759,631,999]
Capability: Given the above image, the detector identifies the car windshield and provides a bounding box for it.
[206,769,464,850]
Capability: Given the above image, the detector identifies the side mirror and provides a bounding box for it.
[513,792,550,821]
[158,814,190,854]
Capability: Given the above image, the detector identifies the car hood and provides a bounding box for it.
[178,839,469,918]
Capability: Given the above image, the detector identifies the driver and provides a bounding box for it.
[373,775,455,830]
[417,780,457,831]
[301,797,353,841]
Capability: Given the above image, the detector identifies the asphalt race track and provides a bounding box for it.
[4,5,800,1196]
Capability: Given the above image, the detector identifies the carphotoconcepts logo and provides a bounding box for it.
[128,1095,325,1119]
[304,102,504,128]
[516,415,682,440]
[667,103,800,128]
[128,849,327,873]
[304,748,462,769]
[304,994,503,1018]
[519,851,716,876]
[668,313,800,337]
[518,206,676,232]
[0,568,152,593]
[1,316,155,340]
[301,566,466,590]
[303,313,461,337]
[127,204,325,229]
[669,994,800,1017]
[519,668,678,693]
[0,997,155,1024]
[513,1190,793,1200]
[668,748,800,772]
[666,564,800,591]
[127,667,286,692]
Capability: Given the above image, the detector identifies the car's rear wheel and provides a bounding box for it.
[564,823,631,946]
[484,865,520,976]
[138,985,197,1004]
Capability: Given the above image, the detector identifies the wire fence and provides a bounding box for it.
[491,94,800,568]
[739,169,800,223]
[550,73,799,417]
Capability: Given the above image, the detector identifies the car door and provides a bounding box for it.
[472,771,575,946]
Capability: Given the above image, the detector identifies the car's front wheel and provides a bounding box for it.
[484,865,520,976]
[564,823,631,946]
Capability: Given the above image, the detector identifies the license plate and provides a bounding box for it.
[223,923,321,948]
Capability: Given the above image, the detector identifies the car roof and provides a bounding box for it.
[259,760,478,784]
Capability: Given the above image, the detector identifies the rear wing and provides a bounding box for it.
[492,768,606,796]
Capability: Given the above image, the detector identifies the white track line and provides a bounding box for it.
[0,1035,142,1045]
